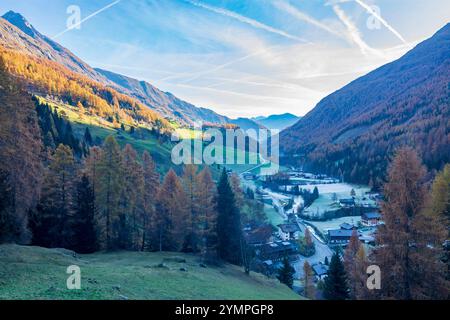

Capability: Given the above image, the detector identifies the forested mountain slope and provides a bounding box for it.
[281,23,450,186]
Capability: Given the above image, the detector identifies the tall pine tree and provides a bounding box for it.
[323,252,349,300]
[73,175,98,253]
[216,169,242,265]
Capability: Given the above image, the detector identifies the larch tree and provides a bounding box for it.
[344,229,363,299]
[141,151,160,251]
[35,145,76,248]
[181,164,199,253]
[97,136,123,250]
[373,148,448,299]
[0,58,43,243]
[156,169,189,252]
[119,144,144,250]
[428,164,450,283]
[196,167,218,262]
[303,261,316,299]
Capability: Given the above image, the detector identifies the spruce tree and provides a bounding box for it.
[277,256,295,289]
[216,169,242,265]
[73,175,97,253]
[323,253,349,300]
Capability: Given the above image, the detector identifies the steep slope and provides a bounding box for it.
[253,113,300,131]
[95,68,230,126]
[281,23,450,186]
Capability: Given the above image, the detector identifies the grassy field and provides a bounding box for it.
[0,245,301,300]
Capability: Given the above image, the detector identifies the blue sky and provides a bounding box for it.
[1,0,449,118]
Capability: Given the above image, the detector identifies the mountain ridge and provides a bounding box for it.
[0,11,233,127]
[280,23,450,185]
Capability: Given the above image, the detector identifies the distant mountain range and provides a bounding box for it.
[252,113,300,131]
[281,23,450,185]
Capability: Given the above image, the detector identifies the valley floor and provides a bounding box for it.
[0,244,301,300]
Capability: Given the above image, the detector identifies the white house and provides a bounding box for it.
[277,223,301,241]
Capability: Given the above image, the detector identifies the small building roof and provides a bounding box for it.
[312,263,329,276]
[245,225,274,244]
[328,229,354,238]
[278,223,300,233]
[339,198,355,204]
[363,212,382,219]
[340,222,355,230]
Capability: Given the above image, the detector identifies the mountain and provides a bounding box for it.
[281,23,450,186]
[228,117,266,131]
[252,113,300,131]
[0,11,108,83]
[95,68,229,126]
[0,11,230,127]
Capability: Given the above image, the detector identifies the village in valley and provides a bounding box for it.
[237,167,383,298]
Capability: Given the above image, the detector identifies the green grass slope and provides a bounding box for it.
[0,245,301,300]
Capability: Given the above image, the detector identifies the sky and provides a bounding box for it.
[1,0,449,118]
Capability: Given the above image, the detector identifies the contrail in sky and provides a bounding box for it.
[52,0,121,39]
[185,0,306,42]
[333,4,383,57]
[354,0,407,44]
[274,1,345,40]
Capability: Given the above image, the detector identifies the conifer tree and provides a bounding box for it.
[216,169,242,265]
[344,229,362,299]
[277,256,295,289]
[182,165,199,252]
[0,58,43,243]
[303,261,316,299]
[323,253,349,300]
[73,175,97,253]
[119,144,144,250]
[97,136,123,250]
[197,167,218,261]
[156,169,188,251]
[373,148,448,299]
[141,151,160,251]
[35,145,76,248]
[428,165,450,282]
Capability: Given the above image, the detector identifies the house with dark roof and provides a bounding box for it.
[312,263,329,281]
[245,224,275,246]
[277,223,301,241]
[260,241,297,261]
[339,198,355,208]
[328,229,355,244]
[339,222,356,230]
[362,212,382,226]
